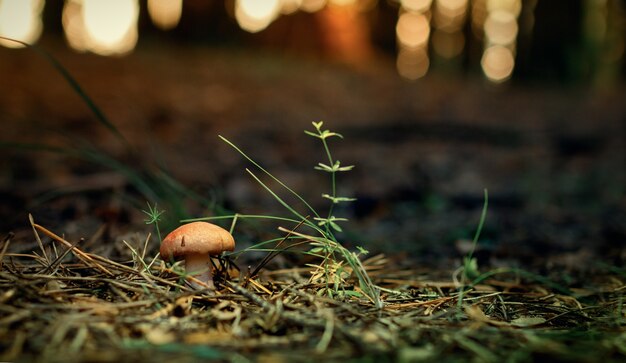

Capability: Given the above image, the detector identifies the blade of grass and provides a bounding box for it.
[248,218,309,279]
[219,135,322,222]
[0,36,128,146]
[244,168,319,230]
[183,214,304,225]
[466,188,489,264]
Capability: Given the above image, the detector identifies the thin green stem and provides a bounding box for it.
[219,135,321,221]
[321,137,337,226]
[466,188,489,263]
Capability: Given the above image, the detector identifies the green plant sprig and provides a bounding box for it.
[305,121,356,234]
[217,122,380,306]
[142,202,165,242]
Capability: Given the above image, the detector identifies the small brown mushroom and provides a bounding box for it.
[160,221,235,290]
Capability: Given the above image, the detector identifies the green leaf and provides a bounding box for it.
[305,130,322,139]
[332,160,353,172]
[356,246,369,255]
[314,162,334,172]
[141,202,164,225]
[341,290,363,298]
[336,164,355,172]
[315,161,354,173]
[322,194,357,203]
[329,220,343,232]
[320,130,343,139]
[314,216,348,226]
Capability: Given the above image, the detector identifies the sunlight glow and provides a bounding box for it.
[0,0,44,48]
[329,0,356,6]
[484,9,517,45]
[481,44,514,82]
[396,12,430,49]
[396,3,431,80]
[300,0,327,12]
[62,0,87,52]
[83,0,138,54]
[480,0,519,82]
[63,0,139,56]
[486,0,521,17]
[397,46,429,80]
[147,0,182,31]
[400,0,432,13]
[434,0,467,31]
[236,0,281,33]
[280,0,303,14]
[431,0,466,59]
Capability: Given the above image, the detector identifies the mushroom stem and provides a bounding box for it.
[184,254,215,290]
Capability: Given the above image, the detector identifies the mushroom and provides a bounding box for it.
[160,221,235,290]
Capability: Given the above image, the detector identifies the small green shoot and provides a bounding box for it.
[454,188,574,316]
[462,188,489,282]
[456,188,488,311]
[142,202,165,242]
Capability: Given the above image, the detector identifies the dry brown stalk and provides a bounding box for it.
[31,222,113,275]
[1,220,624,362]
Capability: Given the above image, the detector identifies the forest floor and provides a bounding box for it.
[1,37,626,362]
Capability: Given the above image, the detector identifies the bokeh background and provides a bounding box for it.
[1,0,625,271]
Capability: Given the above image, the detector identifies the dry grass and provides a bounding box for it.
[1,218,625,363]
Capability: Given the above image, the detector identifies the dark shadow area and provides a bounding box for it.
[1,0,625,272]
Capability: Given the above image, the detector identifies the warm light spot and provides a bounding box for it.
[81,0,139,55]
[396,12,430,49]
[147,0,182,31]
[62,0,138,56]
[400,0,432,13]
[433,0,467,31]
[300,0,327,12]
[436,0,467,17]
[481,45,514,82]
[318,2,373,63]
[280,0,302,14]
[483,9,518,45]
[62,0,87,52]
[432,29,464,58]
[329,0,356,6]
[235,0,280,33]
[397,47,429,80]
[0,0,44,48]
[486,0,520,17]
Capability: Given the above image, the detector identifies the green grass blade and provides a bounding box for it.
[0,141,68,154]
[467,188,489,262]
[219,135,322,221]
[244,168,314,225]
[183,214,305,225]
[0,36,128,146]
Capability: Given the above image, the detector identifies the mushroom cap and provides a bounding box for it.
[160,221,235,261]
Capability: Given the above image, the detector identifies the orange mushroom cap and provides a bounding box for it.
[160,221,235,261]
